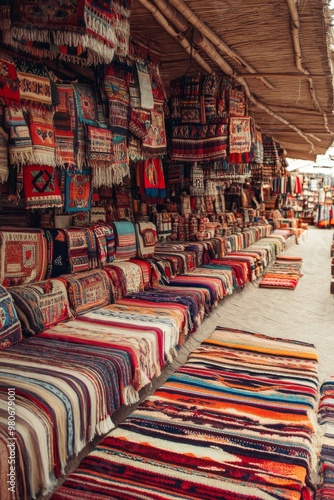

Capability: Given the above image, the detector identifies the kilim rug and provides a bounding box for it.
[316,378,334,499]
[259,261,303,290]
[23,165,63,210]
[53,326,319,500]
[65,169,92,212]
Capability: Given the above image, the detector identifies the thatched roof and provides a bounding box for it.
[130,0,334,161]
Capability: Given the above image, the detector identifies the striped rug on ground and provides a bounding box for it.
[316,378,334,499]
[52,326,319,500]
[259,260,303,289]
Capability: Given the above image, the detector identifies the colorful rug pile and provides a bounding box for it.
[53,326,319,500]
[316,378,334,499]
[259,259,303,289]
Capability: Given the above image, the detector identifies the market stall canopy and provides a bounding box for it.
[131,0,334,161]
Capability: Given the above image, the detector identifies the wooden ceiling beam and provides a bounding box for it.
[168,0,275,90]
[136,0,213,74]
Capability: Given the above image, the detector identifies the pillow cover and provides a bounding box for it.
[106,262,144,295]
[63,269,112,316]
[8,278,72,335]
[0,285,22,349]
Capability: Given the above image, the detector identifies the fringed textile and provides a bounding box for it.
[86,125,113,170]
[111,134,129,184]
[5,105,33,167]
[28,108,56,166]
[4,0,131,64]
[55,129,75,168]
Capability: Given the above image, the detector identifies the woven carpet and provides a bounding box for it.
[259,260,303,290]
[53,326,319,500]
[316,378,334,499]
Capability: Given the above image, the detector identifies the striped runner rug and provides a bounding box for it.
[53,326,319,500]
[316,378,334,499]
[259,260,303,289]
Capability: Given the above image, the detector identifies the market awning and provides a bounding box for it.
[131,0,334,161]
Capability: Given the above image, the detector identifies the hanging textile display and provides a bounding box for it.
[73,82,98,170]
[189,163,205,196]
[23,164,62,209]
[86,125,114,186]
[229,117,251,154]
[141,158,166,198]
[55,129,75,168]
[65,169,92,212]
[55,83,76,131]
[148,60,165,104]
[141,104,167,157]
[263,134,280,165]
[73,83,98,125]
[111,134,130,185]
[180,74,201,123]
[104,63,130,136]
[28,108,56,166]
[171,122,228,162]
[136,60,154,110]
[5,105,33,167]
[4,0,131,64]
[228,88,246,116]
[0,49,20,105]
[254,128,264,164]
[54,83,76,168]
[85,125,113,169]
[201,74,220,123]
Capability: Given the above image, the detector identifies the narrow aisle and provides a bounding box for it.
[204,226,334,383]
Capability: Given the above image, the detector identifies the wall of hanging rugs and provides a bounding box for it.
[0,6,290,234]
